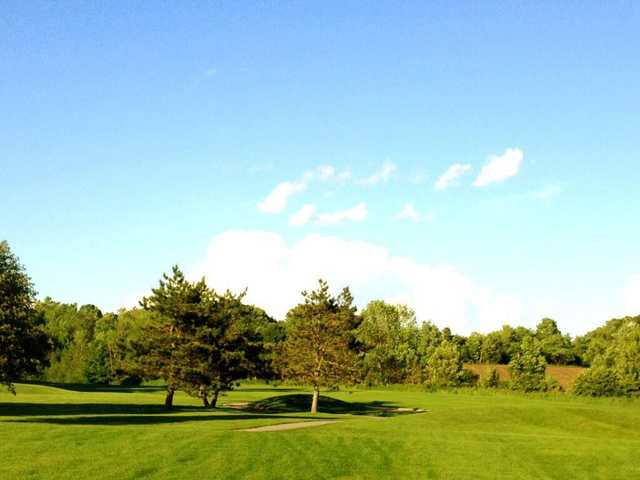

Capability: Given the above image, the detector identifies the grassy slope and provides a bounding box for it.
[1,383,639,480]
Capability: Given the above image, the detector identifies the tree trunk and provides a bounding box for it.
[210,389,220,408]
[202,394,210,408]
[311,385,319,414]
[164,389,175,409]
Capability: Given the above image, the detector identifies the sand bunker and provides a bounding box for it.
[240,420,339,432]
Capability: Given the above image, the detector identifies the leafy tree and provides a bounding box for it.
[508,337,547,392]
[356,300,418,385]
[424,340,467,387]
[463,332,484,363]
[535,318,574,364]
[480,332,504,364]
[417,321,442,362]
[0,241,50,393]
[36,299,103,383]
[278,280,360,414]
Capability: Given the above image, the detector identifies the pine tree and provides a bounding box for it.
[279,280,361,414]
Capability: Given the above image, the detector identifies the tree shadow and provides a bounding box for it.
[237,387,301,393]
[26,382,165,394]
[246,394,416,417]
[0,402,202,417]
[6,413,322,426]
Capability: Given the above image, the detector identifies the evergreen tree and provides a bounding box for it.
[279,280,360,414]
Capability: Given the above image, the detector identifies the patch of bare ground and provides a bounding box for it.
[240,420,339,432]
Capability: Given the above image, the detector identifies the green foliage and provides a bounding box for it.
[480,367,501,388]
[424,340,466,387]
[356,301,419,385]
[572,367,620,396]
[535,318,575,364]
[573,317,640,396]
[279,280,361,411]
[0,241,50,392]
[508,337,547,392]
[138,266,270,407]
[36,299,104,383]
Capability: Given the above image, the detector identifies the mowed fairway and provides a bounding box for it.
[2,384,639,480]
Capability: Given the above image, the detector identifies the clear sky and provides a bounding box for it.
[2,2,639,335]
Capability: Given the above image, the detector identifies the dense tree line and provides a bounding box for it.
[1,240,639,408]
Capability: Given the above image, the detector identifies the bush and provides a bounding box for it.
[459,368,479,386]
[480,367,500,388]
[509,337,547,392]
[572,367,620,397]
[424,340,465,387]
[544,376,563,392]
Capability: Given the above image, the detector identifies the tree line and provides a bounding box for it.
[1,240,639,410]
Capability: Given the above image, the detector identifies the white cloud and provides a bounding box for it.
[257,165,352,215]
[394,203,436,223]
[623,274,640,315]
[394,203,420,222]
[315,202,367,226]
[474,148,524,187]
[257,181,307,214]
[190,230,524,333]
[435,164,472,191]
[289,204,316,227]
[358,161,397,185]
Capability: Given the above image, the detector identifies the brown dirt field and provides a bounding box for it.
[240,420,339,432]
[465,363,586,390]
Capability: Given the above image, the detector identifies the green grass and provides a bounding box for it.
[2,383,639,479]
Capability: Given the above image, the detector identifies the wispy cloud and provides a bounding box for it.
[435,163,472,191]
[258,164,352,214]
[357,161,397,185]
[316,202,368,225]
[394,203,435,223]
[288,204,316,227]
[474,148,524,187]
[257,181,306,214]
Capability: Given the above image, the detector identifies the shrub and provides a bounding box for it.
[459,368,479,386]
[424,340,465,387]
[509,337,547,392]
[480,367,500,388]
[572,367,620,397]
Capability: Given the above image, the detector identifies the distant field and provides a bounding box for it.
[2,382,638,479]
[466,363,586,389]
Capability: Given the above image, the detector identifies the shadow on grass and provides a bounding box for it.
[6,413,322,426]
[26,381,166,394]
[0,402,203,417]
[237,387,301,393]
[246,394,406,417]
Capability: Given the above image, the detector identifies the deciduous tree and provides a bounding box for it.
[0,241,50,393]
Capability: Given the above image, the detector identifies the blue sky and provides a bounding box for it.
[2,2,639,335]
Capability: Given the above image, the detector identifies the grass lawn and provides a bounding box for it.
[1,383,639,479]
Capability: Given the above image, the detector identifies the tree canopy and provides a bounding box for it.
[0,241,50,393]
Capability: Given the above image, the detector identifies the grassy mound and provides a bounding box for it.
[248,394,394,415]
